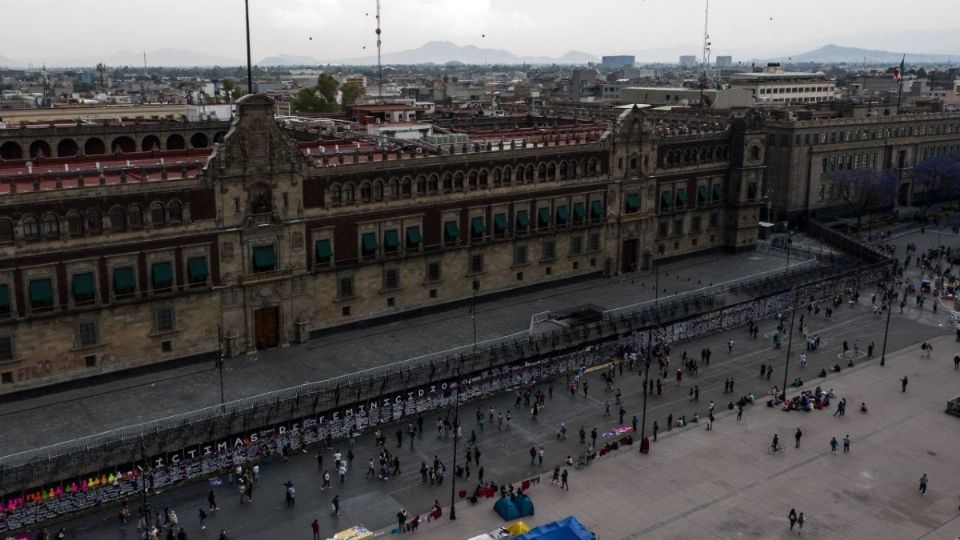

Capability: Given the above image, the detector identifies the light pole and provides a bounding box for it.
[244,0,253,95]
[217,325,226,410]
[639,320,659,454]
[780,288,800,401]
[880,279,894,366]
[139,437,151,531]
[450,285,476,520]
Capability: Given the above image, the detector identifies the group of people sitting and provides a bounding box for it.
[768,385,837,412]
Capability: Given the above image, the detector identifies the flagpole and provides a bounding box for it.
[895,54,904,115]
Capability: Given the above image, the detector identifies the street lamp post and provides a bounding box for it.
[217,325,226,410]
[139,437,151,531]
[244,0,253,95]
[780,288,800,402]
[450,286,476,520]
[638,321,658,454]
[880,281,894,366]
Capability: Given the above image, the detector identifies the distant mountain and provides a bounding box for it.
[771,44,959,65]
[259,54,321,66]
[329,41,597,65]
[0,49,243,68]
[0,55,22,68]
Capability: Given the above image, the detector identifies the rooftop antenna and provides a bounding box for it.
[244,0,253,94]
[698,0,711,106]
[376,0,383,103]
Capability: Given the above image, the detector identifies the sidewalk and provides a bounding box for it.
[397,335,960,540]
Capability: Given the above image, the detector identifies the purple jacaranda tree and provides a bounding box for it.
[911,155,960,215]
[828,167,899,230]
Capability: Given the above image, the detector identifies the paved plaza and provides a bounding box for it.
[390,335,960,540]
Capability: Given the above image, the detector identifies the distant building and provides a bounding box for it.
[715,56,733,68]
[679,55,698,68]
[601,56,636,69]
[621,86,754,109]
[729,66,836,105]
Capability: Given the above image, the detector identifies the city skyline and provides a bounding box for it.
[2,0,959,66]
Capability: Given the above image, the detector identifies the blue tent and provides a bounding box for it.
[513,516,595,540]
[493,497,521,520]
[514,493,534,517]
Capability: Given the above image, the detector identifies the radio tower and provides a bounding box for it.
[376,0,383,103]
[699,0,712,107]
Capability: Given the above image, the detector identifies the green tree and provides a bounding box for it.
[291,87,326,113]
[340,82,365,106]
[316,73,339,103]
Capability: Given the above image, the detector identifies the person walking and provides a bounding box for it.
[590,427,598,447]
[842,434,850,454]
[560,468,569,490]
[285,480,296,507]
[788,508,798,531]
[207,490,218,511]
[901,376,909,392]
[736,404,743,423]
[795,428,802,449]
[706,412,714,431]
[694,385,700,401]
[830,436,839,454]
[529,446,537,466]
[919,473,928,495]
[198,508,207,530]
[652,421,659,441]
[538,446,544,465]
[311,519,320,540]
[332,494,340,515]
[579,426,586,444]
[797,512,805,532]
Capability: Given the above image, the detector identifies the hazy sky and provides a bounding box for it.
[3,0,959,63]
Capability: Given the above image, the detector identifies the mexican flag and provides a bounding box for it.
[892,55,905,83]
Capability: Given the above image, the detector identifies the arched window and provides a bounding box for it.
[22,215,40,240]
[167,201,183,223]
[525,164,535,182]
[468,170,478,190]
[559,162,569,180]
[750,145,761,160]
[373,180,384,201]
[492,168,502,187]
[400,177,412,197]
[110,206,126,232]
[0,219,13,243]
[150,202,166,226]
[502,167,512,186]
[538,163,548,181]
[343,183,355,203]
[569,160,578,178]
[360,181,372,203]
[86,209,103,234]
[330,184,342,205]
[41,213,60,239]
[388,178,400,199]
[478,169,488,188]
[66,211,84,236]
[442,173,453,192]
[416,175,427,195]
[427,174,439,193]
[454,172,464,190]
[128,205,143,229]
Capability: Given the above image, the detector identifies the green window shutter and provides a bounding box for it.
[625,194,641,212]
[573,202,586,221]
[747,182,758,198]
[0,284,10,312]
[384,229,400,250]
[72,272,96,301]
[151,261,173,288]
[661,191,673,208]
[361,233,379,254]
[590,200,604,219]
[113,266,135,294]
[494,213,508,233]
[187,257,208,283]
[676,188,688,206]
[252,246,276,272]
[471,216,485,237]
[315,239,332,262]
[444,220,460,242]
[406,227,422,247]
[713,184,724,201]
[537,208,551,227]
[556,205,569,224]
[697,186,708,204]
[516,211,530,231]
[29,278,53,306]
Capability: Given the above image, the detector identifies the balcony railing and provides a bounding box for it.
[240,267,292,285]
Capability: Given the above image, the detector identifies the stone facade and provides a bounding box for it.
[763,110,960,220]
[0,96,764,393]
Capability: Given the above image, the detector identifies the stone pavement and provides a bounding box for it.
[0,249,814,456]
[398,335,960,540]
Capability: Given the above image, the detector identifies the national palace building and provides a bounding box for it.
[0,94,796,392]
